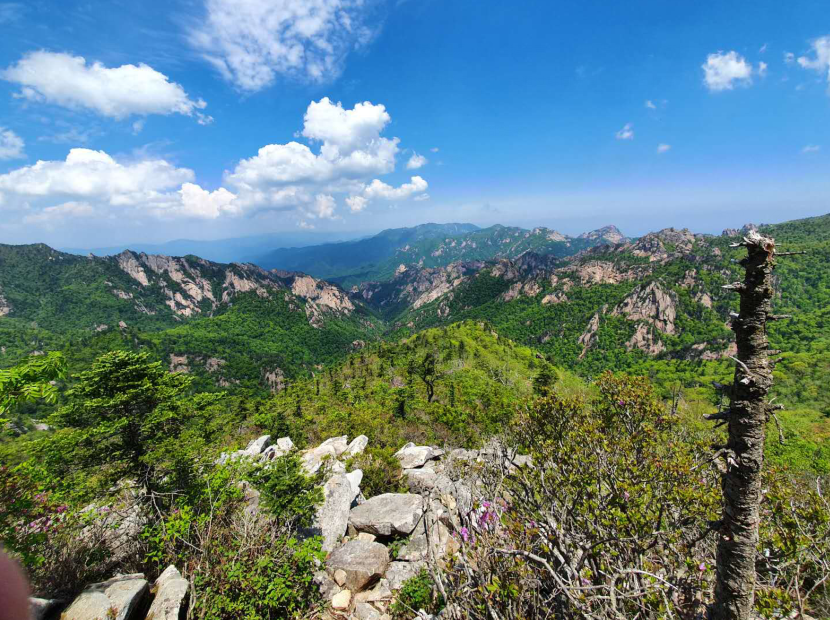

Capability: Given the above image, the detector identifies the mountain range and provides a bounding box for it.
[2,215,828,421]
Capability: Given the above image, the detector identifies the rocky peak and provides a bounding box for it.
[579,225,626,244]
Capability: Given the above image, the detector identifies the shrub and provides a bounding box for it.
[390,568,444,618]
[346,446,406,498]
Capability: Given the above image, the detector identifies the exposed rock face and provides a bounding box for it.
[349,493,423,537]
[262,368,285,393]
[0,290,11,316]
[146,565,188,620]
[578,225,626,244]
[578,312,602,359]
[626,323,666,355]
[116,251,150,286]
[62,573,148,620]
[326,540,390,592]
[613,282,677,335]
[169,354,190,374]
[291,275,355,326]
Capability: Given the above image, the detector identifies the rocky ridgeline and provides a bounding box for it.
[31,434,523,620]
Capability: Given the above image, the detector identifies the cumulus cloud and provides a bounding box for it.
[758,61,768,77]
[0,127,24,160]
[615,123,634,140]
[645,100,656,110]
[0,148,236,222]
[228,98,398,194]
[797,36,830,91]
[657,143,671,154]
[189,0,378,92]
[4,98,426,227]
[702,51,753,91]
[406,153,427,169]
[2,52,209,121]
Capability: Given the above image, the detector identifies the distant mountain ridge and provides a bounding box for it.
[255,222,628,286]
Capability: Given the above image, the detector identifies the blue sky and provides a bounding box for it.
[0,0,829,247]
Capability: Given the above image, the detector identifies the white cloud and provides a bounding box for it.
[306,193,337,219]
[702,51,753,92]
[797,36,830,91]
[657,143,671,154]
[0,127,24,160]
[132,120,145,135]
[297,219,315,229]
[430,147,439,153]
[4,98,426,226]
[615,123,634,140]
[229,98,398,193]
[0,148,236,222]
[189,0,378,92]
[758,61,768,77]
[406,153,427,169]
[759,43,768,53]
[801,144,821,154]
[645,100,656,110]
[413,193,430,202]
[346,194,367,212]
[2,52,209,121]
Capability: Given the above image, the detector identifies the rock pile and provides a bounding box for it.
[42,566,188,620]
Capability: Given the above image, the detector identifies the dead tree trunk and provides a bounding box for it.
[710,230,777,620]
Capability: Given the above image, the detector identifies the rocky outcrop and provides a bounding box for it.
[625,323,666,355]
[613,282,677,334]
[578,225,626,244]
[0,289,11,316]
[62,573,148,620]
[578,312,602,359]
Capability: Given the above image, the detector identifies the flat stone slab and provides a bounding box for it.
[349,493,423,537]
[62,573,148,620]
[326,540,390,592]
[315,474,354,552]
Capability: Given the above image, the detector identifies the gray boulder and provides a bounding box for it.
[398,515,456,562]
[354,601,382,620]
[386,561,426,591]
[146,565,188,620]
[346,469,363,502]
[314,474,355,552]
[62,573,148,620]
[394,444,440,469]
[349,493,423,537]
[404,467,437,493]
[301,443,339,475]
[320,435,350,456]
[343,435,369,458]
[243,435,271,456]
[261,436,295,460]
[326,540,389,592]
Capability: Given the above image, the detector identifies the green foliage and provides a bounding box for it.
[42,350,198,499]
[346,446,406,498]
[390,568,444,618]
[0,351,67,416]
[245,455,322,526]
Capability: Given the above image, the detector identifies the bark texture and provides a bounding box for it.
[711,231,777,620]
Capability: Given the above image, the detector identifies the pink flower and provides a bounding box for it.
[623,491,630,501]
[460,527,470,543]
[698,563,706,572]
